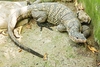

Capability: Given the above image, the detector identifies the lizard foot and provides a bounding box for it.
[14,26,23,38]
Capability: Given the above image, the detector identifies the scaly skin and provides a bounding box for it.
[77,10,91,24]
[28,0,91,38]
[8,3,86,58]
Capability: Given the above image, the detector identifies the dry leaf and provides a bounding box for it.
[74,0,84,10]
[75,0,78,7]
[43,53,48,60]
[79,3,84,10]
[18,26,23,34]
[88,45,98,53]
[97,62,100,65]
[0,30,8,36]
[2,31,8,36]
[26,24,31,29]
[0,30,3,33]
[19,49,22,52]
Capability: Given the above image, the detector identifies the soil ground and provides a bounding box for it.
[0,1,98,67]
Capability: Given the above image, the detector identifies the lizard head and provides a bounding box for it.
[69,32,87,43]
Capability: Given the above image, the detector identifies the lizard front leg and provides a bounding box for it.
[31,9,47,23]
[57,23,66,32]
[31,9,48,31]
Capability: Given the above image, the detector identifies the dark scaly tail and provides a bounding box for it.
[8,21,44,58]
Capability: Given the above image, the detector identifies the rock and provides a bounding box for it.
[77,10,91,24]
[82,25,91,38]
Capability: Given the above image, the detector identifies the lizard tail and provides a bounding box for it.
[8,26,44,58]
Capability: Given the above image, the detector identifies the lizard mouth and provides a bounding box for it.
[69,35,87,43]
